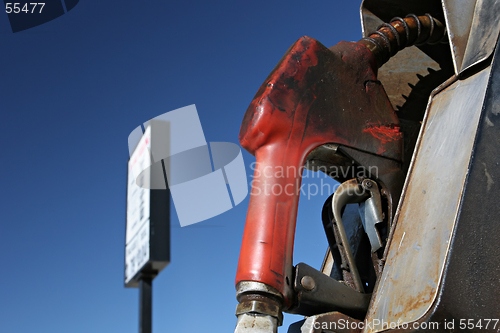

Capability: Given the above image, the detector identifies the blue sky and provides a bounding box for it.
[0,1,363,332]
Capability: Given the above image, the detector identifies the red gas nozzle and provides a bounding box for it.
[236,36,402,309]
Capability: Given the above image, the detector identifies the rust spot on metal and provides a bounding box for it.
[388,287,435,320]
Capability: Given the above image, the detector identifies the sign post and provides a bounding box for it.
[139,277,153,333]
[125,121,170,333]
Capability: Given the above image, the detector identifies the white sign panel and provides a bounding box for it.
[125,220,150,283]
[125,126,152,284]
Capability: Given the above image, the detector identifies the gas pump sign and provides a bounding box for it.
[125,122,170,287]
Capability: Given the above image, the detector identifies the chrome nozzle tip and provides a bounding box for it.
[234,314,278,333]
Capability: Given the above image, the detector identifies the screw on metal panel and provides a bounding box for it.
[301,276,316,291]
[362,179,373,189]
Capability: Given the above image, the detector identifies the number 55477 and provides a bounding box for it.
[5,3,45,14]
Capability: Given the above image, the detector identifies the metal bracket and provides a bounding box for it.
[358,179,384,253]
[289,263,371,319]
[330,178,385,292]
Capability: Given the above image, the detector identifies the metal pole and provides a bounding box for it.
[139,277,152,333]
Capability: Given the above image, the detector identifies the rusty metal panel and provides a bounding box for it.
[441,0,477,73]
[442,0,500,73]
[431,35,500,325]
[460,0,500,72]
[362,67,491,333]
